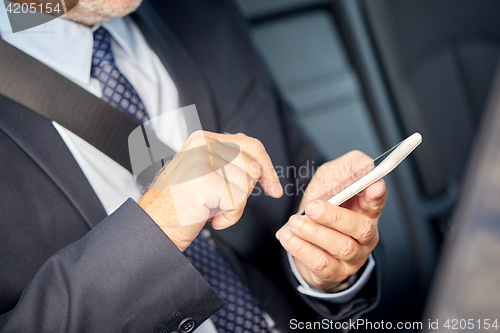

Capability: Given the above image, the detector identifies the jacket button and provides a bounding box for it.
[178,317,196,333]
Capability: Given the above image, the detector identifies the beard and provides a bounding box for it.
[63,0,143,26]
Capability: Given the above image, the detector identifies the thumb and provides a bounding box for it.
[358,179,387,219]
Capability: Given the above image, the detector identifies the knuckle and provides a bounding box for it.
[192,129,205,136]
[294,240,307,257]
[316,164,329,177]
[309,274,325,286]
[310,272,333,288]
[349,149,369,160]
[341,238,357,262]
[312,259,339,286]
[308,221,321,238]
[317,164,327,172]
[374,195,387,211]
[190,130,206,141]
[193,130,210,145]
[359,218,376,244]
[348,150,372,170]
[313,254,330,273]
[327,206,343,227]
[349,149,363,157]
[249,137,266,155]
[372,230,380,246]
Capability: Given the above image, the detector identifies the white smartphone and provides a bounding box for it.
[280,132,422,230]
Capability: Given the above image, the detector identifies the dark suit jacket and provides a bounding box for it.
[0,0,380,331]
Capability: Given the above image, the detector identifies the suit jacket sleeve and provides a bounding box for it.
[0,199,224,333]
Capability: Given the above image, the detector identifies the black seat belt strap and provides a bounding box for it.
[0,38,140,172]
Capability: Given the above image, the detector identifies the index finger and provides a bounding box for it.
[212,133,283,198]
[305,200,378,246]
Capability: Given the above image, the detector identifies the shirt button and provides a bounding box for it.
[178,317,196,333]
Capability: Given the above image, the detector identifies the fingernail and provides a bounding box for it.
[277,227,292,241]
[370,180,386,199]
[289,215,303,230]
[307,200,324,219]
[376,186,386,199]
[377,180,387,198]
[276,222,289,240]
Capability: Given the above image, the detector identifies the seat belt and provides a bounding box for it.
[0,38,140,173]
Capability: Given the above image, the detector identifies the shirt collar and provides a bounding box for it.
[101,17,138,62]
[0,5,137,86]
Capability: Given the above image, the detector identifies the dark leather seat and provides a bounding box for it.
[224,0,500,328]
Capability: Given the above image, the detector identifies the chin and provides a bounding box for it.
[80,0,143,18]
[64,0,143,25]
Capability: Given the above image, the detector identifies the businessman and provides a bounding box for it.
[0,0,387,332]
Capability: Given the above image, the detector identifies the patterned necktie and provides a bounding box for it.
[91,27,149,123]
[184,231,271,333]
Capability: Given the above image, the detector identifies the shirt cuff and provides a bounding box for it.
[287,252,375,304]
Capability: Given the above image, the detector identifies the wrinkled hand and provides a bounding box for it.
[277,151,387,291]
[140,131,282,251]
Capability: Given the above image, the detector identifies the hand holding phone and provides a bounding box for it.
[280,132,422,230]
[276,133,421,291]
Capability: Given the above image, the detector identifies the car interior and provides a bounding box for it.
[217,0,500,330]
[1,0,499,331]
[422,66,500,333]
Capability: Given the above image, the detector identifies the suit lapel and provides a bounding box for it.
[133,1,220,133]
[0,95,107,229]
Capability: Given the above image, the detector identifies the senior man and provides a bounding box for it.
[0,0,386,332]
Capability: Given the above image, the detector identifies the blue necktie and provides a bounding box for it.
[91,27,150,123]
[184,232,271,333]
[92,27,270,333]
